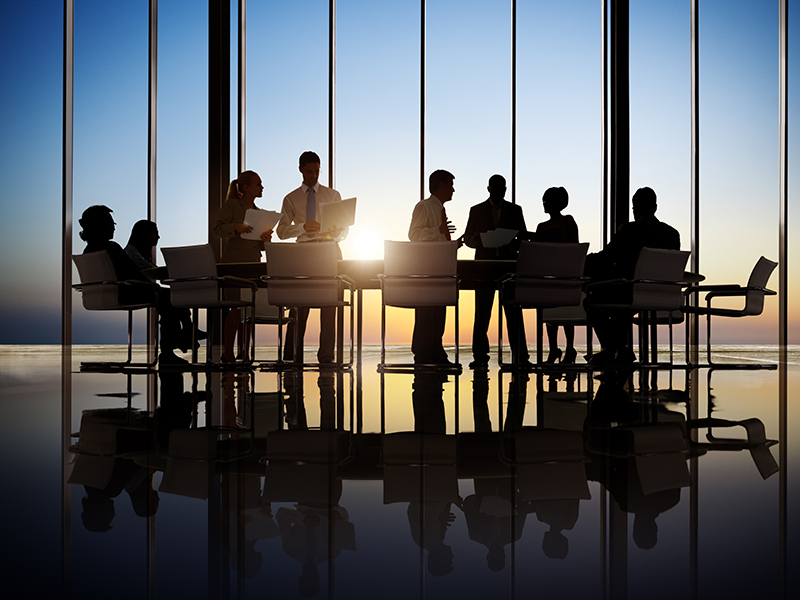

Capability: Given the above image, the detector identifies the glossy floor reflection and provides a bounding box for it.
[0,345,798,599]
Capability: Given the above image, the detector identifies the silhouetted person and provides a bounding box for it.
[214,170,272,363]
[584,187,680,365]
[277,151,347,365]
[125,219,203,350]
[535,186,580,365]
[408,169,458,366]
[530,499,579,559]
[461,479,525,571]
[80,458,159,532]
[79,205,186,363]
[463,174,530,369]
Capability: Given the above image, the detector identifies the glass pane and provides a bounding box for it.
[699,0,779,344]
[72,0,149,343]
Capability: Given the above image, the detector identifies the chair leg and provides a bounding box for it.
[380,294,386,367]
[126,309,134,365]
[707,313,714,365]
[455,301,459,366]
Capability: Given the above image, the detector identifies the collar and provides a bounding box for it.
[302,183,320,194]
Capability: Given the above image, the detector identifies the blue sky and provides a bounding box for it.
[0,0,797,344]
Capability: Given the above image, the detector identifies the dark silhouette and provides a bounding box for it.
[277,151,346,364]
[408,169,457,366]
[535,187,580,365]
[584,187,680,365]
[79,205,188,363]
[214,170,272,363]
[463,174,530,369]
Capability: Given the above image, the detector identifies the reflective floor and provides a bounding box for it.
[1,345,798,599]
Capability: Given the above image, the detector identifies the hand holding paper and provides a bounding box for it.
[320,197,357,234]
[242,209,282,240]
[479,228,518,248]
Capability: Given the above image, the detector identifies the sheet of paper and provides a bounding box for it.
[242,209,282,240]
[480,228,518,248]
[320,197,357,233]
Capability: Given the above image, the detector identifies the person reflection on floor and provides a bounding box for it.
[529,499,579,559]
[81,458,158,533]
[407,372,458,577]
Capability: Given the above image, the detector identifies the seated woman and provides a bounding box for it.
[125,219,204,348]
[79,206,188,364]
[535,187,580,365]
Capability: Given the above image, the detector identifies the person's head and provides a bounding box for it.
[427,544,454,577]
[226,170,263,201]
[79,205,115,243]
[487,543,506,572]
[632,186,657,220]
[299,561,320,598]
[81,494,115,533]
[127,220,159,255]
[429,169,455,202]
[487,174,506,201]
[542,530,569,559]
[299,151,321,188]
[542,187,569,215]
[633,514,658,550]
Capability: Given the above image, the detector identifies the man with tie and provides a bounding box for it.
[408,169,457,366]
[277,151,346,364]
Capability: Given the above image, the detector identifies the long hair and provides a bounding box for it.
[226,170,260,201]
[127,220,158,262]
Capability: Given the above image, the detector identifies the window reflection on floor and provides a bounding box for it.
[0,345,795,599]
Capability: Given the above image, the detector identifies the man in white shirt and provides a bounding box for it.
[277,151,346,363]
[408,169,457,365]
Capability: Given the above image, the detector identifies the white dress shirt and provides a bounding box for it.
[276,182,346,243]
[408,194,448,242]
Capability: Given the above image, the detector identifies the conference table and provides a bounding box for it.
[149,260,701,367]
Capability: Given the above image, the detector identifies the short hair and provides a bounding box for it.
[299,151,321,168]
[429,169,455,195]
[78,205,113,242]
[632,187,657,216]
[543,186,569,211]
[488,174,506,189]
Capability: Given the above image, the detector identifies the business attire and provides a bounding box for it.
[277,182,346,363]
[463,198,530,366]
[408,194,451,364]
[585,214,681,352]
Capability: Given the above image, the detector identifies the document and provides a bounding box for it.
[480,228,518,248]
[242,209,282,240]
[320,197,357,233]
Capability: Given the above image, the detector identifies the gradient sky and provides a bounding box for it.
[0,0,797,345]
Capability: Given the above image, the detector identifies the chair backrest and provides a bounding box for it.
[161,244,220,307]
[630,248,691,310]
[73,251,124,310]
[382,241,458,308]
[513,241,589,307]
[742,256,778,316]
[253,288,284,322]
[264,242,340,307]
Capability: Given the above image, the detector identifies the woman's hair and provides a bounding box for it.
[127,220,158,262]
[226,170,260,200]
[543,187,569,212]
[78,205,114,242]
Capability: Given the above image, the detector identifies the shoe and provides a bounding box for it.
[562,347,578,365]
[469,357,489,369]
[544,348,563,364]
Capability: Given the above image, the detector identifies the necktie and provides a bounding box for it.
[306,187,316,223]
[441,206,451,241]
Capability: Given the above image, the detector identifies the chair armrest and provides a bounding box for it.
[683,284,741,295]
[338,274,356,289]
[220,275,258,290]
[163,276,224,284]
[704,286,775,301]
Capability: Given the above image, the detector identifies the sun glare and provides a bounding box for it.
[345,231,383,259]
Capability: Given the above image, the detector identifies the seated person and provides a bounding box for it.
[584,187,680,366]
[79,206,190,364]
[534,186,580,364]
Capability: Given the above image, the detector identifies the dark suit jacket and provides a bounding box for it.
[463,199,528,260]
[586,215,681,281]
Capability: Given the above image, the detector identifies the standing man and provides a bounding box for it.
[408,169,457,366]
[277,151,346,364]
[463,174,531,369]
